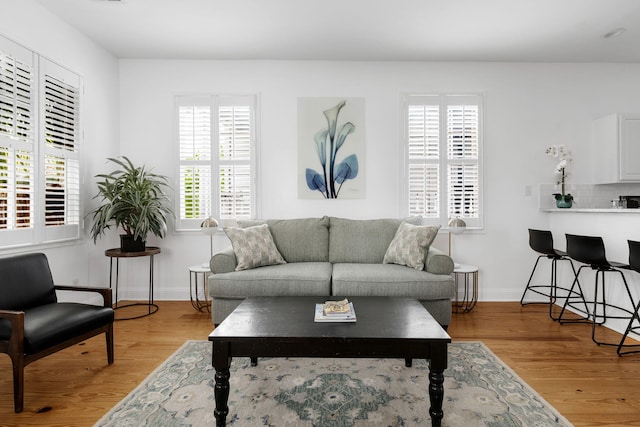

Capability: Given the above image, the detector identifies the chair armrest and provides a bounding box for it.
[0,309,25,323]
[54,286,112,308]
[0,309,25,353]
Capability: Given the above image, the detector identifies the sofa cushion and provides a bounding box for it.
[224,224,286,271]
[331,263,455,300]
[238,217,330,262]
[383,222,440,270]
[210,262,332,297]
[328,217,422,264]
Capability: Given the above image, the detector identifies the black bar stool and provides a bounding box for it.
[617,240,640,356]
[558,234,636,347]
[520,229,585,320]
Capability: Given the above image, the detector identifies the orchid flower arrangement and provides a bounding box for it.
[545,144,572,200]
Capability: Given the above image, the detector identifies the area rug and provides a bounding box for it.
[95,340,572,427]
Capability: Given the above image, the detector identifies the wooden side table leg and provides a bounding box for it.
[113,258,120,308]
[148,255,154,314]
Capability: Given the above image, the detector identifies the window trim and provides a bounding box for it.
[400,93,484,230]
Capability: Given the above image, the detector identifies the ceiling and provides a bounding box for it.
[35,0,640,62]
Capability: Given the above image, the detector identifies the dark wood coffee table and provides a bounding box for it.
[208,296,451,426]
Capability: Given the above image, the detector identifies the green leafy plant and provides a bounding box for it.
[89,156,174,244]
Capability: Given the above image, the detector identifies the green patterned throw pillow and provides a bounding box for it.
[224,224,286,271]
[383,222,440,270]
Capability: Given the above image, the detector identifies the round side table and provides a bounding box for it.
[453,264,479,313]
[105,247,160,320]
[189,264,211,312]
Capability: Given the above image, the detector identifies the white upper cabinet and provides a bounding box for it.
[592,114,640,184]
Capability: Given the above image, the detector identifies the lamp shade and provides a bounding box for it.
[448,217,467,234]
[200,217,219,235]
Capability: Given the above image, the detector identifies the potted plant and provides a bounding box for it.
[89,156,174,252]
[545,144,574,208]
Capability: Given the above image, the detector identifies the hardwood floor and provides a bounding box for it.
[1,301,639,426]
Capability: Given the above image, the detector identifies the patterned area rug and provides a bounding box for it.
[95,340,573,427]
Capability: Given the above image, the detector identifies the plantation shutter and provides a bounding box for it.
[0,35,84,249]
[177,96,213,229]
[218,101,252,219]
[407,102,440,218]
[404,94,482,229]
[447,101,479,219]
[0,37,35,245]
[41,60,81,242]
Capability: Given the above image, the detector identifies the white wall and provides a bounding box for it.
[5,1,640,335]
[118,59,640,314]
[1,0,120,298]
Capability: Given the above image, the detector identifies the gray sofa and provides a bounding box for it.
[208,216,455,327]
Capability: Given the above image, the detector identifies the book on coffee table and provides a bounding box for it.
[314,302,356,322]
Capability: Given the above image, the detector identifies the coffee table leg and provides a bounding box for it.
[214,365,230,426]
[212,342,231,427]
[428,368,445,426]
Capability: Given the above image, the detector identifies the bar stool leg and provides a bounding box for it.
[522,256,586,321]
[563,267,636,348]
[557,265,590,324]
[591,269,636,348]
[520,256,544,304]
[618,300,640,356]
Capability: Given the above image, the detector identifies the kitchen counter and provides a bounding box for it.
[544,208,640,213]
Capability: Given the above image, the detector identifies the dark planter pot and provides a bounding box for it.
[120,235,146,252]
[554,194,573,209]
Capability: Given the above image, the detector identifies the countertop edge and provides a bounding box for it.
[543,208,640,213]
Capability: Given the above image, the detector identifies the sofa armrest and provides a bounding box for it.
[54,285,112,308]
[424,247,454,275]
[210,247,237,274]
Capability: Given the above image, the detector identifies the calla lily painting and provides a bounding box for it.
[298,98,365,199]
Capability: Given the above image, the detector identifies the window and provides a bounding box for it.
[176,95,256,230]
[0,36,81,249]
[41,61,81,242]
[403,94,483,229]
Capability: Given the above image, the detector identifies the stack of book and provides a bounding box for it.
[314,298,356,322]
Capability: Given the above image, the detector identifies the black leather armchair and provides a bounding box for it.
[0,253,114,412]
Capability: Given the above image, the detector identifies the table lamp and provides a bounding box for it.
[200,217,219,267]
[447,217,466,263]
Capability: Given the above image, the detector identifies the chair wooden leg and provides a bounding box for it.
[106,324,114,365]
[12,354,24,413]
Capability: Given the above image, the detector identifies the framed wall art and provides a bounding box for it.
[297,97,365,199]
